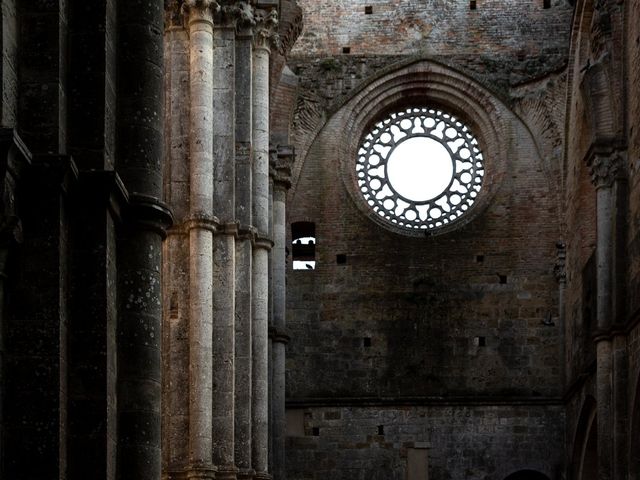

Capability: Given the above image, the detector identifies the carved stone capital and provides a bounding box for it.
[253,7,279,51]
[588,148,625,188]
[181,0,220,22]
[212,1,250,27]
[272,145,294,191]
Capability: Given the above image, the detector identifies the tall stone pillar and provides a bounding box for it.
[588,148,624,480]
[162,3,191,476]
[251,7,278,479]
[182,1,218,477]
[234,5,255,478]
[115,0,172,478]
[270,146,293,480]
[212,5,239,479]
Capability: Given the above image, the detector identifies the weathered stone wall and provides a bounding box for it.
[287,92,562,398]
[627,0,640,313]
[286,405,564,480]
[292,0,571,60]
[283,2,572,479]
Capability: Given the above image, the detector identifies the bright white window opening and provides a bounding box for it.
[291,222,316,270]
[356,107,485,231]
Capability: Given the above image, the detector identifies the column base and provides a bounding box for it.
[164,465,217,480]
[253,472,272,480]
[216,465,239,480]
[237,469,256,480]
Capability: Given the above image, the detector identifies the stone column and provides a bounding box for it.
[234,5,255,479]
[554,242,567,387]
[163,3,191,476]
[588,148,623,480]
[212,5,239,479]
[182,1,218,477]
[251,8,278,479]
[115,0,172,476]
[271,146,293,480]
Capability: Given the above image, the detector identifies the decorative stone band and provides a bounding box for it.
[169,218,272,247]
[587,147,626,188]
[253,234,274,252]
[253,472,273,480]
[164,465,218,480]
[236,469,257,480]
[215,465,240,480]
[126,193,174,239]
[167,0,278,32]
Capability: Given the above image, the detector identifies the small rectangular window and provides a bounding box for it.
[292,222,316,270]
[543,0,551,8]
[342,46,351,54]
[470,0,477,9]
[365,5,373,14]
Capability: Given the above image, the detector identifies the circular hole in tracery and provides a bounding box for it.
[386,136,454,202]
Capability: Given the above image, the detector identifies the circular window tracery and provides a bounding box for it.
[356,107,485,232]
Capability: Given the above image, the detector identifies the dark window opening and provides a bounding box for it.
[470,0,477,9]
[517,50,526,62]
[498,274,507,284]
[363,337,372,347]
[476,255,484,263]
[543,0,551,8]
[477,336,486,347]
[292,222,316,270]
[377,425,384,435]
[342,46,351,54]
[337,254,347,265]
[312,427,320,436]
[365,5,373,14]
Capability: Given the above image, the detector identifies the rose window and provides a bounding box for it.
[356,107,485,231]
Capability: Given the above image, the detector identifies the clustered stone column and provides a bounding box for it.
[234,5,256,479]
[163,2,280,479]
[183,2,217,476]
[251,8,279,479]
[270,146,293,480]
[588,147,626,480]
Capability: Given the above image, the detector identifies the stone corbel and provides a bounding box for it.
[273,145,294,191]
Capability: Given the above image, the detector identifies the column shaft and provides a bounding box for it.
[186,6,215,472]
[595,185,613,480]
[251,30,273,478]
[234,26,254,480]
[252,246,270,476]
[162,21,191,475]
[212,19,237,476]
[115,0,167,477]
[271,185,287,480]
